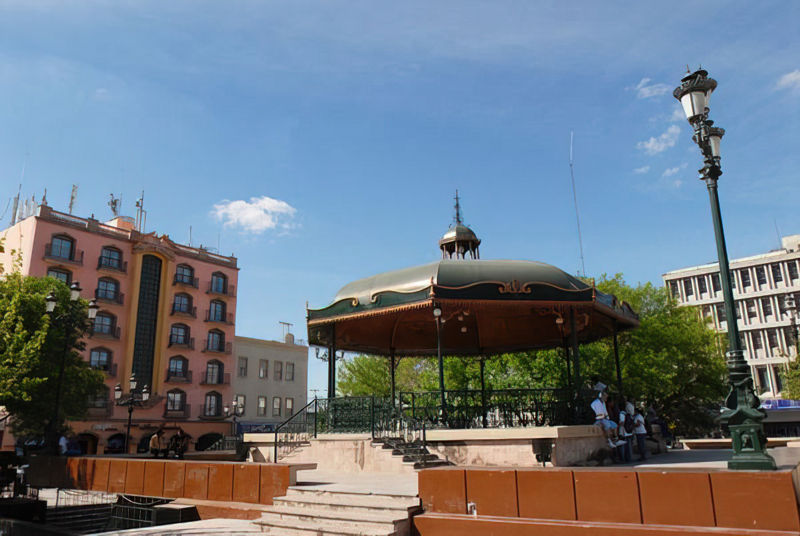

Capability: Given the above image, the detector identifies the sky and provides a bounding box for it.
[1,1,798,397]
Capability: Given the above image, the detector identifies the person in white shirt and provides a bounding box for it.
[58,434,68,456]
[617,401,634,463]
[591,391,624,449]
[633,406,648,461]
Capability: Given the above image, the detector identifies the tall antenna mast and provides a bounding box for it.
[453,190,463,225]
[68,184,78,214]
[569,131,587,277]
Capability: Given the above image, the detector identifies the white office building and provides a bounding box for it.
[663,235,800,398]
[232,334,308,431]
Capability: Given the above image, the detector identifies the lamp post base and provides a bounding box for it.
[728,423,777,471]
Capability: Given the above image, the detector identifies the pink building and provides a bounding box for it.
[0,204,238,454]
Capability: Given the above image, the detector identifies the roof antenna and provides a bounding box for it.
[774,219,783,250]
[453,190,463,225]
[569,131,587,277]
[68,184,78,214]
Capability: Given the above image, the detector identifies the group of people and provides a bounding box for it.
[590,383,648,463]
[148,428,190,459]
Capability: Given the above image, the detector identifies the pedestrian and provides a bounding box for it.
[175,429,189,459]
[58,433,69,456]
[634,406,648,461]
[617,398,634,463]
[149,429,164,458]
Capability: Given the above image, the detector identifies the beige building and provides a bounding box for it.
[232,334,308,431]
[663,235,800,398]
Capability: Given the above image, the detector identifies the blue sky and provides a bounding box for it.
[1,1,798,396]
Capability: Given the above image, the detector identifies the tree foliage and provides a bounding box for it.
[0,271,105,439]
[335,274,726,437]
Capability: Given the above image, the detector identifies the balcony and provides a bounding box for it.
[165,369,193,384]
[44,244,84,266]
[97,258,128,274]
[168,336,195,350]
[200,372,231,385]
[198,409,226,421]
[171,304,197,318]
[206,282,236,298]
[173,275,199,289]
[204,311,234,325]
[90,326,121,340]
[163,404,191,419]
[95,289,124,305]
[92,362,118,377]
[86,398,113,418]
[203,341,232,355]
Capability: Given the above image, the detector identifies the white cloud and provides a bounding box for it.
[212,195,297,234]
[662,163,687,177]
[637,125,680,155]
[777,70,800,92]
[92,88,110,100]
[670,106,686,122]
[633,166,650,174]
[629,77,671,99]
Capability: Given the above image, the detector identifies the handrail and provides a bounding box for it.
[274,398,318,462]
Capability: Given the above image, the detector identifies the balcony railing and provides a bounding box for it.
[44,244,84,265]
[165,369,193,383]
[203,341,232,354]
[90,326,121,339]
[97,258,128,273]
[173,275,199,288]
[200,372,231,385]
[163,404,191,419]
[86,398,113,418]
[205,311,234,324]
[94,289,124,305]
[171,304,197,318]
[92,362,118,377]
[207,282,236,298]
[168,336,195,349]
[199,408,226,420]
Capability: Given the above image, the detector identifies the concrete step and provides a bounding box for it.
[285,487,420,505]
[257,516,394,536]
[401,453,439,463]
[260,505,407,533]
[276,491,419,516]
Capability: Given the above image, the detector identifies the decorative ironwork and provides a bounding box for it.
[498,280,532,295]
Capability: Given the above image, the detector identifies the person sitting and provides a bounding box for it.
[591,391,625,450]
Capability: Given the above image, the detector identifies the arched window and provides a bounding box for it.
[167,389,186,410]
[207,329,225,352]
[175,264,195,286]
[204,391,222,417]
[89,348,111,371]
[172,293,192,314]
[96,277,120,301]
[210,272,227,294]
[50,235,74,260]
[99,246,122,270]
[93,312,116,336]
[209,300,225,322]
[169,324,190,346]
[47,267,72,284]
[168,356,188,379]
[205,360,223,384]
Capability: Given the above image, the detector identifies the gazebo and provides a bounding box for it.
[307,194,639,427]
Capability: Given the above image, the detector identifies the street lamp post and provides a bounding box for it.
[674,68,776,470]
[785,295,799,358]
[114,375,151,454]
[433,306,446,423]
[224,399,245,436]
[45,282,99,454]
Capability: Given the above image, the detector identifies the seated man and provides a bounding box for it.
[591,391,624,449]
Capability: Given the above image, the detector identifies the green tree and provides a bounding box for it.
[781,358,800,400]
[334,274,726,436]
[0,272,105,445]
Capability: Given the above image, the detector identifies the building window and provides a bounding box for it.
[99,247,122,269]
[668,281,679,298]
[47,268,72,284]
[755,367,769,392]
[93,312,115,335]
[683,279,693,297]
[285,398,294,416]
[774,367,784,393]
[235,394,246,413]
[767,329,779,348]
[286,363,295,382]
[204,392,222,417]
[716,303,727,323]
[762,297,773,317]
[756,266,767,286]
[259,360,268,379]
[772,264,783,283]
[169,324,190,345]
[257,396,267,416]
[51,235,74,260]
[752,333,763,350]
[211,272,228,294]
[90,348,111,370]
[711,274,721,292]
[740,270,751,288]
[168,356,188,378]
[789,262,799,281]
[175,264,195,285]
[238,357,248,377]
[207,330,225,352]
[729,272,736,289]
[746,300,757,319]
[275,361,283,381]
[96,278,119,301]
[167,390,186,410]
[209,300,226,322]
[173,293,192,314]
[697,277,707,294]
[88,386,110,409]
[205,360,223,384]
[272,397,281,417]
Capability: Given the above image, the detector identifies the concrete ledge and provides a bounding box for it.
[425,426,601,442]
[683,437,800,449]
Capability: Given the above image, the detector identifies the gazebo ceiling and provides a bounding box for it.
[308,259,638,356]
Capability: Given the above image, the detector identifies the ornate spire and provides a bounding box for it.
[439,191,481,260]
[453,190,463,225]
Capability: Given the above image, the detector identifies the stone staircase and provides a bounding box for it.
[373,437,452,470]
[256,487,421,535]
